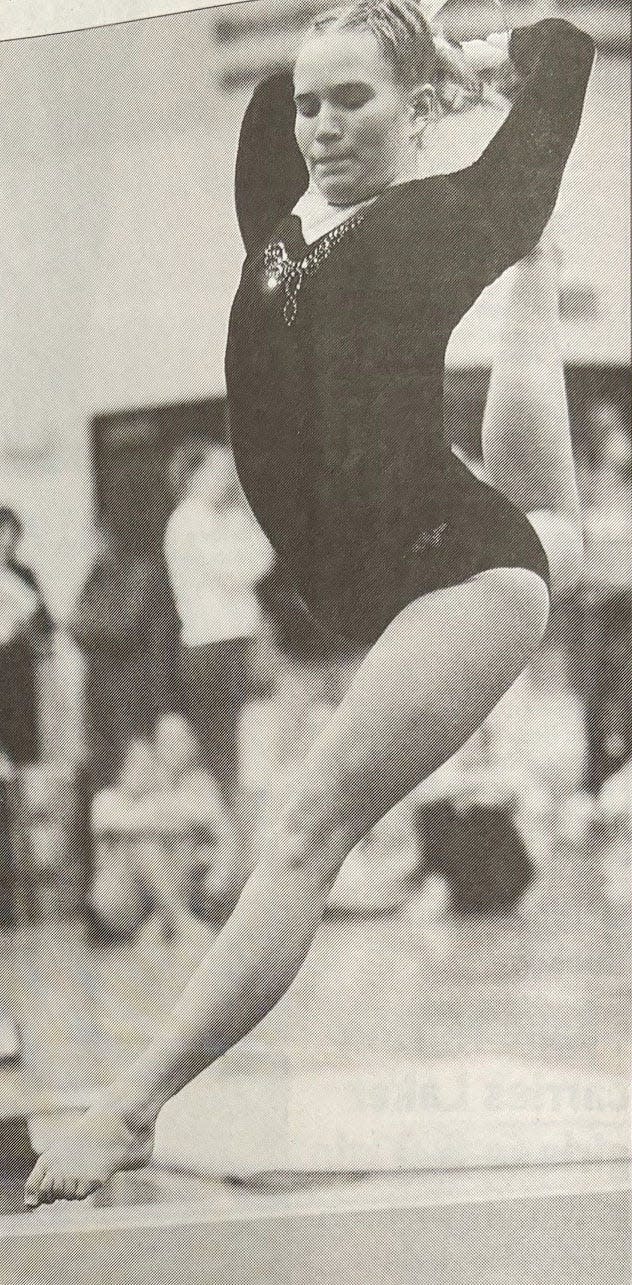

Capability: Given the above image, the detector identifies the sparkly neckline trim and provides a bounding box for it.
[263,211,366,327]
[292,184,379,246]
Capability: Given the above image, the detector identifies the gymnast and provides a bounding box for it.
[25,0,594,1204]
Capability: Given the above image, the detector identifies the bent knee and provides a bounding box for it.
[278,773,361,877]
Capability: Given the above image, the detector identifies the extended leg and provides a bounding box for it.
[25,564,548,1205]
[481,235,584,602]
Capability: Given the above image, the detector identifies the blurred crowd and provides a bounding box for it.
[1,394,630,939]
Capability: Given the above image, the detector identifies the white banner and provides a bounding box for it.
[1,0,627,43]
[0,1,226,42]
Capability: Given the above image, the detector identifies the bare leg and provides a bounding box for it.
[25,565,549,1205]
[482,234,584,602]
[25,240,576,1207]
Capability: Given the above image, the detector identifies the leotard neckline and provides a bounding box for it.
[276,179,423,256]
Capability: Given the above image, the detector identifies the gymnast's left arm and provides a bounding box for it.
[453,18,596,269]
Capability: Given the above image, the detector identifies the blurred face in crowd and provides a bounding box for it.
[601,429,632,476]
[154,714,201,779]
[93,527,114,563]
[588,405,631,483]
[189,447,244,510]
[526,644,570,694]
[119,738,167,797]
[293,27,430,204]
[589,401,627,443]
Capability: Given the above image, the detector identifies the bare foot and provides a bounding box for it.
[24,1104,155,1206]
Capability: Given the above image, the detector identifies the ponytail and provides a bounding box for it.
[433,0,514,114]
[432,31,484,115]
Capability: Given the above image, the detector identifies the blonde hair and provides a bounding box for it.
[309,0,488,115]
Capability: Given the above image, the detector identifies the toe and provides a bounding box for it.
[38,1174,57,1204]
[51,1176,75,1204]
[25,1159,48,1206]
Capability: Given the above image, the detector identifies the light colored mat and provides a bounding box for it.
[151,1056,630,1177]
[4,1161,630,1241]
[4,1172,630,1285]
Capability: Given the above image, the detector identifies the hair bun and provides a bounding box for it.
[310,0,489,116]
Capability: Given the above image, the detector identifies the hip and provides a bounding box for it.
[283,468,550,649]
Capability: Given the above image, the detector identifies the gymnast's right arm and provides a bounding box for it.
[234,72,309,255]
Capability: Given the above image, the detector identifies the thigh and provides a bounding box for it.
[289,566,550,845]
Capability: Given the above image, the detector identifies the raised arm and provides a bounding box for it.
[453,18,596,269]
[234,72,309,256]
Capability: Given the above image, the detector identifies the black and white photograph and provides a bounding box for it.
[0,0,630,1280]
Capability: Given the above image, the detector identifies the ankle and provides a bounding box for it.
[100,1089,159,1135]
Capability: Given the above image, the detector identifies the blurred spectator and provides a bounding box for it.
[249,559,362,772]
[0,507,54,932]
[413,797,536,918]
[584,591,632,792]
[164,441,274,800]
[70,528,179,790]
[0,754,15,930]
[89,718,240,941]
[0,506,54,766]
[493,644,588,802]
[411,643,587,813]
[586,402,631,502]
[153,714,248,917]
[240,559,362,835]
[401,644,588,919]
[88,736,166,939]
[595,760,632,909]
[580,406,631,587]
[152,713,235,845]
[576,400,628,508]
[14,762,81,920]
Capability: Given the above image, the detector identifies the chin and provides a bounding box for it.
[317,176,377,207]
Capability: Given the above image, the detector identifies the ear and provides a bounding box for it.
[408,84,435,142]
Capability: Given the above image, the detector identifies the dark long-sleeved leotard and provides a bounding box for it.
[226,20,595,648]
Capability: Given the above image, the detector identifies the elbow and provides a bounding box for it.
[273,792,356,890]
[534,17,596,63]
[557,19,596,64]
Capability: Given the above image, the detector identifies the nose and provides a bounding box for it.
[314,104,343,143]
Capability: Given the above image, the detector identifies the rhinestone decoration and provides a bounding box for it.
[411,521,448,554]
[263,213,365,326]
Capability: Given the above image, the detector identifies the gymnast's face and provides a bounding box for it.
[293,27,430,205]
